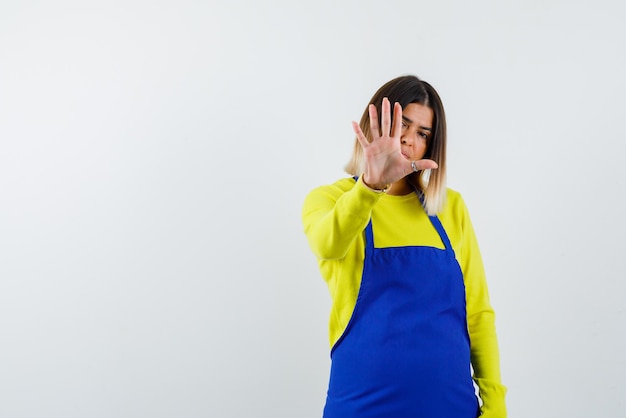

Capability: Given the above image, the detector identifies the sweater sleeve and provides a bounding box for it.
[456,196,508,417]
[302,177,383,261]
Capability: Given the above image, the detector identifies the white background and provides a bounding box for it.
[1,1,625,417]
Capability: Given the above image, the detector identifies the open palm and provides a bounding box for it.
[353,97,437,190]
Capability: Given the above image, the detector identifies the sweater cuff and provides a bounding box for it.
[474,377,507,418]
[354,176,387,200]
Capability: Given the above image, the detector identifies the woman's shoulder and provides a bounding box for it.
[444,187,465,206]
[329,177,358,191]
[441,187,470,220]
[307,177,357,197]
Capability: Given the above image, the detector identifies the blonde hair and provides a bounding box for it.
[345,75,447,215]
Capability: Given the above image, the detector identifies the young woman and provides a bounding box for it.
[302,75,507,417]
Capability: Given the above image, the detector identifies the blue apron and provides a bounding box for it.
[323,202,479,417]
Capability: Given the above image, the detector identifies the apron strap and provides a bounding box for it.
[413,183,455,254]
[427,215,454,254]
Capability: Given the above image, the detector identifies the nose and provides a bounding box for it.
[401,131,412,145]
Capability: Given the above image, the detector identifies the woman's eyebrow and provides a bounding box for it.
[402,115,432,131]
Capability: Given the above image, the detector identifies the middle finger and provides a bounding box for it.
[380,97,391,137]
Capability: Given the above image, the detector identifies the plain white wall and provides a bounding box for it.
[1,0,625,417]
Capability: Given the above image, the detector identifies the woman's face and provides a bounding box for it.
[399,102,433,162]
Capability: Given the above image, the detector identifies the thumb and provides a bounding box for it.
[410,159,438,172]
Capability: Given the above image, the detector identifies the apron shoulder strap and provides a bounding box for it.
[428,215,454,253]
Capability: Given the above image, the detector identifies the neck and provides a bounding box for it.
[387,178,414,196]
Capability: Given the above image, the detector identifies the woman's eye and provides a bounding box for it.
[418,132,428,139]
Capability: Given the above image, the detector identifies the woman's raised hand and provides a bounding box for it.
[353,97,438,190]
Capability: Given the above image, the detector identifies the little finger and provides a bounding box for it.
[352,121,370,149]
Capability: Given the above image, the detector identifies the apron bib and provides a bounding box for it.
[323,208,479,418]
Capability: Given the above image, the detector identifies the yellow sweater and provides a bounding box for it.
[302,176,507,417]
